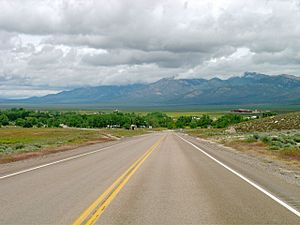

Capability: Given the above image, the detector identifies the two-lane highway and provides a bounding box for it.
[0,132,299,224]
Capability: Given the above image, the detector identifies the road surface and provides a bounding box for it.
[0,131,299,224]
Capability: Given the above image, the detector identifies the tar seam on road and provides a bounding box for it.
[0,135,151,180]
[72,136,165,225]
[176,134,300,218]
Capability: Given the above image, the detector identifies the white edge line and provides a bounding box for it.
[0,145,113,180]
[0,134,151,180]
[176,133,300,218]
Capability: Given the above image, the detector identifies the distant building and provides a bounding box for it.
[130,124,137,130]
[59,124,68,128]
[231,109,253,113]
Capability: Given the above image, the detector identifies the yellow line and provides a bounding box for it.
[72,146,150,225]
[71,136,164,225]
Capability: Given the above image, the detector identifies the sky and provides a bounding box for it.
[0,0,300,98]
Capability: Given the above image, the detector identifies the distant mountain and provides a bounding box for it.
[8,72,300,106]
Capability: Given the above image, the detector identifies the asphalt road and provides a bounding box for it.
[0,131,299,224]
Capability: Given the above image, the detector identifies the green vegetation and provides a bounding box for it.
[0,107,288,163]
[0,108,173,129]
[247,132,300,151]
[0,108,253,129]
[164,111,224,119]
[173,114,245,129]
[0,128,107,162]
[235,112,300,132]
[0,127,149,163]
[186,112,300,165]
[213,114,244,128]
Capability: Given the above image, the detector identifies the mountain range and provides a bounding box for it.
[4,72,300,107]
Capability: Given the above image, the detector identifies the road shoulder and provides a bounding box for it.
[177,132,300,212]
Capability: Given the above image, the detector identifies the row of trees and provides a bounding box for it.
[0,109,174,129]
[0,108,246,129]
[174,114,245,129]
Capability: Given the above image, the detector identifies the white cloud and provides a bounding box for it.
[0,0,300,98]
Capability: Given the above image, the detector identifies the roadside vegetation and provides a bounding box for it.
[1,107,294,164]
[0,108,255,130]
[186,112,300,166]
[0,127,150,163]
[0,128,108,163]
[0,108,173,129]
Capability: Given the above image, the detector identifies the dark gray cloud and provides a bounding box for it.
[0,0,300,98]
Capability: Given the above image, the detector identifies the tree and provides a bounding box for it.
[175,116,192,128]
[213,114,244,128]
[197,115,213,128]
[190,120,198,129]
[0,114,9,126]
[15,118,25,127]
[123,123,131,130]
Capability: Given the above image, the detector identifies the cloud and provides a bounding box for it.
[28,45,64,65]
[0,31,21,50]
[0,0,300,98]
[0,85,61,99]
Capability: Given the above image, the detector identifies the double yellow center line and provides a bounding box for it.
[72,136,165,225]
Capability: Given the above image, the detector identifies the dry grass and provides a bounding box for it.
[185,128,226,139]
[235,112,300,132]
[185,127,300,167]
[224,140,267,154]
[100,128,149,138]
[0,127,151,163]
[224,139,300,167]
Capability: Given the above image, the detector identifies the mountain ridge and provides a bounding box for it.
[3,72,300,106]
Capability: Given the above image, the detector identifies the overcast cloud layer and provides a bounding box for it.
[1,0,300,98]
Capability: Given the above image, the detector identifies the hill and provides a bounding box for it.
[235,112,300,132]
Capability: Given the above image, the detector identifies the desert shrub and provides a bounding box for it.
[269,141,285,149]
[0,146,7,153]
[269,145,280,150]
[247,134,260,142]
[291,133,300,142]
[260,133,300,150]
[261,136,271,143]
[262,112,277,118]
[0,146,13,154]
[253,133,260,140]
[15,144,25,150]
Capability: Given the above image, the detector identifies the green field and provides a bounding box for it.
[1,103,300,112]
[164,111,225,119]
[0,127,148,163]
